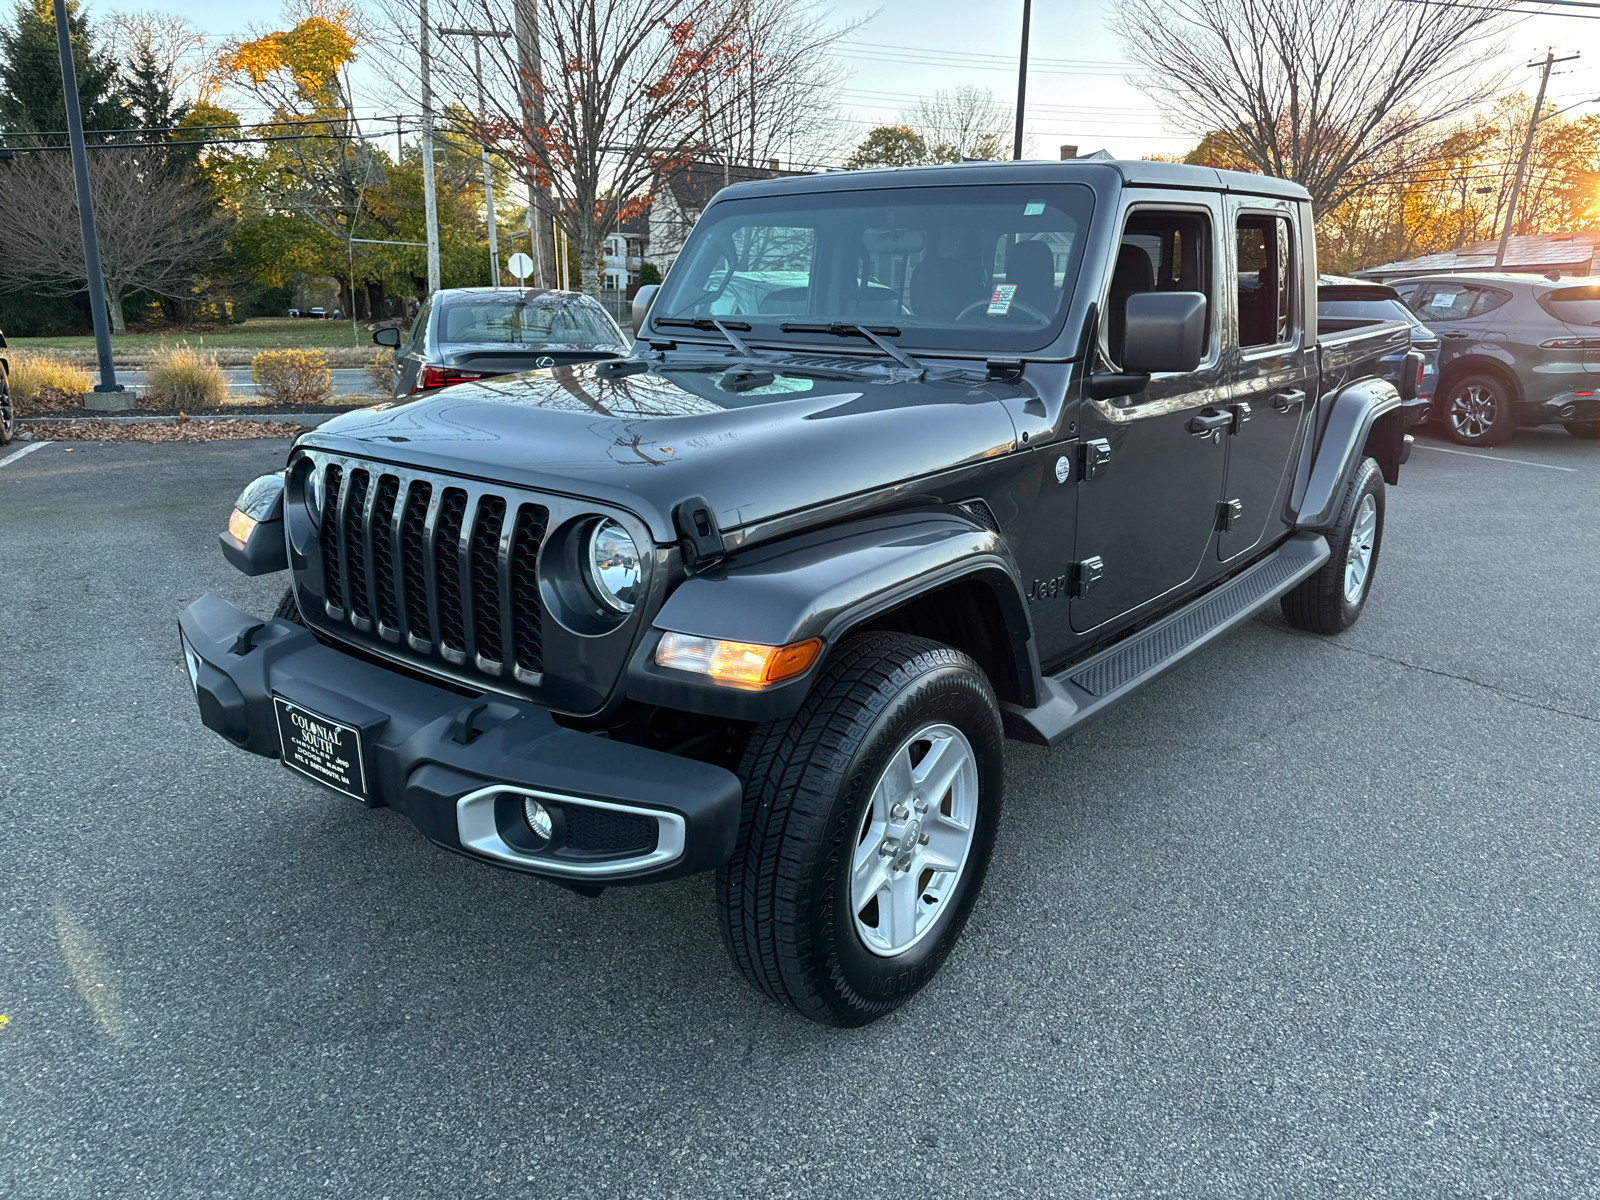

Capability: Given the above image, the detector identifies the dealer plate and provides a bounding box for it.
[272,696,370,803]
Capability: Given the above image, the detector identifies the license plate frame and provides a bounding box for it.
[272,695,371,804]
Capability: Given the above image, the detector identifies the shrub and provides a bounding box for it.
[8,351,92,411]
[637,261,662,286]
[250,348,333,406]
[364,347,395,394]
[143,340,229,407]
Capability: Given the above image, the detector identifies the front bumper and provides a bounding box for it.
[178,593,742,886]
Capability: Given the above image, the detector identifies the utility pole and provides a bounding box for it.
[1012,0,1031,161]
[514,0,558,289]
[439,27,511,289]
[420,0,441,294]
[1495,49,1579,270]
[53,0,124,407]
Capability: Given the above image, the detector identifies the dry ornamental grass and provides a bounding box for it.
[250,349,334,406]
[8,352,92,411]
[141,341,229,408]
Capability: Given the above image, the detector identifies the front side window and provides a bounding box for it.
[1106,208,1213,368]
[1236,214,1293,348]
[435,294,627,350]
[649,183,1093,353]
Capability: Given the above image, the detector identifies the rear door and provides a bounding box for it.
[1218,202,1315,561]
[1406,281,1509,373]
[1069,194,1230,635]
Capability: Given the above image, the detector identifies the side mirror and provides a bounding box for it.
[1122,292,1207,375]
[631,284,660,337]
[372,326,403,349]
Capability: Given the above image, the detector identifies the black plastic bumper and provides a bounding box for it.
[177,593,743,885]
[1399,396,1432,429]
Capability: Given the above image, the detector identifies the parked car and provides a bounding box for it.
[0,327,12,446]
[184,159,1416,1026]
[287,308,300,319]
[307,307,327,320]
[373,287,629,399]
[1387,272,1600,444]
[1318,276,1437,429]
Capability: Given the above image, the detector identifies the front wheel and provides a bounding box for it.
[717,633,1005,1027]
[0,370,14,446]
[1282,456,1385,635]
[1439,373,1515,446]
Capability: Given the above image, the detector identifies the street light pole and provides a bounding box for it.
[1012,0,1031,161]
[439,26,512,290]
[52,0,123,406]
[1494,49,1579,270]
[420,0,441,294]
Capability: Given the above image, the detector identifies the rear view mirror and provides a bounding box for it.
[631,284,660,337]
[372,327,402,348]
[1122,292,1207,374]
[862,228,926,255]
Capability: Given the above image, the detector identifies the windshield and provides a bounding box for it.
[436,293,628,349]
[649,183,1094,352]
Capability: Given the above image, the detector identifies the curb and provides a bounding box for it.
[21,412,337,426]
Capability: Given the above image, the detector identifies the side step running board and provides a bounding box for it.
[1001,532,1330,746]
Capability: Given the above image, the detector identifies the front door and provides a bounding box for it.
[1219,204,1315,561]
[1070,198,1230,636]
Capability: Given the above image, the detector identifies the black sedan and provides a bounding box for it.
[374,288,630,399]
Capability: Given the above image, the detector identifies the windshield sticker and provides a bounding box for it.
[988,284,1018,315]
[1024,201,1046,216]
[1431,289,1461,307]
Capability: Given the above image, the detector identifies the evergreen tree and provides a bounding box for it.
[0,0,129,147]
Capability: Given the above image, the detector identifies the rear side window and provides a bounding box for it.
[1236,215,1293,348]
[1539,284,1600,327]
[1412,283,1510,322]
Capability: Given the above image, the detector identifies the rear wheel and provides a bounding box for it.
[1563,421,1600,440]
[0,369,14,446]
[717,633,1004,1027]
[1439,372,1515,446]
[1282,457,1385,635]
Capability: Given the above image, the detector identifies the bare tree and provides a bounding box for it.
[903,85,1010,163]
[0,150,231,331]
[1110,0,1515,214]
[373,0,851,293]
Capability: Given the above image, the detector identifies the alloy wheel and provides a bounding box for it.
[850,723,979,957]
[1343,492,1378,604]
[1448,384,1498,440]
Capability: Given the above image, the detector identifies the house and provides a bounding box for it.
[645,159,807,277]
[1354,231,1600,282]
[601,214,650,290]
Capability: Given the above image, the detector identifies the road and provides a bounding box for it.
[2,428,1597,1197]
[116,368,376,398]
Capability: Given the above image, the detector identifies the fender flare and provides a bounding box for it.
[1295,378,1401,530]
[624,509,1040,722]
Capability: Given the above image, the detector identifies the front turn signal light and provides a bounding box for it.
[227,508,258,546]
[655,633,822,687]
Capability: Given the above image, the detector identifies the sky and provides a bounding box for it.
[81,0,1600,163]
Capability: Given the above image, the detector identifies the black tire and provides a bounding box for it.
[1282,456,1385,635]
[0,369,14,447]
[1563,422,1600,440]
[1438,372,1515,446]
[717,632,1005,1027]
[272,587,305,625]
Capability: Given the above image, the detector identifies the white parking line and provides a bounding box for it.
[1413,443,1577,473]
[0,440,50,469]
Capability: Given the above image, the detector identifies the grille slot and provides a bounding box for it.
[300,457,570,691]
[342,469,372,622]
[509,504,548,674]
[434,488,469,655]
[562,805,659,856]
[370,474,401,630]
[469,495,507,664]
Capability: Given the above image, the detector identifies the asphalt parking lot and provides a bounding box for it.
[2,427,1598,1198]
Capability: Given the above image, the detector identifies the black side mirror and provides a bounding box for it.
[372,326,403,348]
[1122,292,1207,375]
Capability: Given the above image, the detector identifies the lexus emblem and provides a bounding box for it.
[1054,455,1072,484]
[535,355,555,369]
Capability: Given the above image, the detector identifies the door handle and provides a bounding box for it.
[1439,331,1470,339]
[1186,409,1232,435]
[1271,389,1305,412]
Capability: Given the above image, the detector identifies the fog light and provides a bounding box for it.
[522,797,553,847]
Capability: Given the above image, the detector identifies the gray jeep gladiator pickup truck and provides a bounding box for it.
[181,159,1419,1026]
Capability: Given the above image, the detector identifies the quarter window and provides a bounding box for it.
[1236,215,1293,348]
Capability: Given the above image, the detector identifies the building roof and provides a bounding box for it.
[660,159,808,214]
[1353,231,1600,281]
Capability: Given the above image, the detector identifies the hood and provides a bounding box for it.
[300,359,1023,544]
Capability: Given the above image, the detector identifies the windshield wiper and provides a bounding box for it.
[779,322,924,374]
[652,316,757,358]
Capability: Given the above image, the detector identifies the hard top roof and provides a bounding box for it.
[711,157,1311,204]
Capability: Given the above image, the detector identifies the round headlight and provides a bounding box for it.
[304,465,325,525]
[586,519,642,613]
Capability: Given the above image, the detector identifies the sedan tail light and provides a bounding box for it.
[413,365,495,392]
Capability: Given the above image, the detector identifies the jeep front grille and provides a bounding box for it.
[305,461,549,682]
